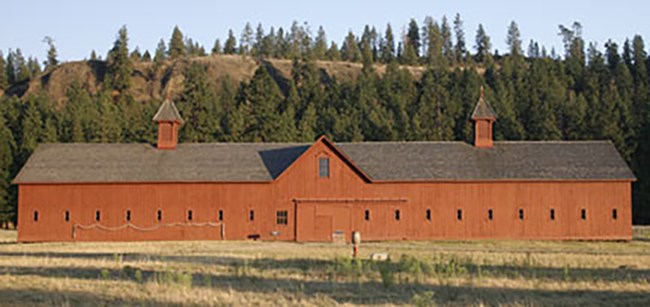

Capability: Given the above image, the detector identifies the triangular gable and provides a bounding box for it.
[272,135,373,183]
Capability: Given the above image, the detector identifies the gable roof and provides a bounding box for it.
[471,87,497,120]
[153,100,185,124]
[13,140,635,184]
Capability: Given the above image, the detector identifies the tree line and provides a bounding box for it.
[0,16,649,225]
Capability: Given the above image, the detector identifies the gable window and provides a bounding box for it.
[518,209,525,220]
[550,209,555,220]
[457,209,463,221]
[364,210,370,221]
[126,210,131,222]
[157,210,162,221]
[249,210,255,221]
[395,210,401,221]
[64,211,70,222]
[318,157,330,178]
[581,208,587,220]
[426,209,432,221]
[488,209,493,220]
[218,210,223,221]
[95,210,101,222]
[33,211,39,222]
[276,210,288,225]
[187,210,193,221]
[612,209,618,220]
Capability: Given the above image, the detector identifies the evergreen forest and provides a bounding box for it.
[0,16,649,225]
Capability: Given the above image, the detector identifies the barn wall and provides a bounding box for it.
[17,141,633,242]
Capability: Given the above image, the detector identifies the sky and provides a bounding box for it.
[1,0,648,62]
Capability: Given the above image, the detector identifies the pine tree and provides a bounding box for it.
[223,30,238,54]
[0,109,15,223]
[380,23,395,63]
[0,52,7,91]
[244,66,284,141]
[219,77,245,141]
[130,47,142,61]
[326,42,341,61]
[97,90,122,142]
[154,39,167,65]
[19,98,43,163]
[313,26,328,60]
[240,22,254,55]
[406,19,421,57]
[212,39,222,55]
[453,13,467,63]
[297,102,317,141]
[341,31,361,62]
[169,26,185,59]
[178,62,217,142]
[474,24,492,64]
[423,17,443,67]
[43,36,58,70]
[631,35,649,129]
[413,68,454,140]
[506,21,523,57]
[441,16,454,65]
[141,50,151,62]
[105,25,132,93]
[90,50,98,61]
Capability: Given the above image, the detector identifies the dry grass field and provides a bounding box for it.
[1,229,650,306]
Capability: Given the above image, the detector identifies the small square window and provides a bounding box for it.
[581,209,587,220]
[95,210,101,222]
[457,209,463,221]
[277,210,288,225]
[187,210,193,221]
[426,209,432,221]
[249,210,255,221]
[218,210,224,221]
[395,210,401,221]
[364,210,370,221]
[319,157,330,178]
[550,209,555,220]
[64,211,70,222]
[518,209,524,220]
[612,209,618,220]
[488,209,493,220]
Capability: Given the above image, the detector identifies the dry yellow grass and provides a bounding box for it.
[1,229,649,306]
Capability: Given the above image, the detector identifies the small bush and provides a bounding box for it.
[100,268,111,280]
[411,291,436,307]
[378,258,395,288]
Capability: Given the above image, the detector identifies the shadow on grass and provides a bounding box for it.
[0,262,649,305]
[0,287,182,306]
[1,251,649,284]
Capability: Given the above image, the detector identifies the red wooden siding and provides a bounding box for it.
[17,140,633,242]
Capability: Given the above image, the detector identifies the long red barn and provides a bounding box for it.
[13,92,636,242]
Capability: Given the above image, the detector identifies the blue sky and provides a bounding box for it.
[1,0,647,61]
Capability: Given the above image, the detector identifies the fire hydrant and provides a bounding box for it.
[352,231,361,258]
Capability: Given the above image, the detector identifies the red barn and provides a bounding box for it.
[13,92,636,242]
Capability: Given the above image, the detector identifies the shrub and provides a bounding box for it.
[411,291,436,307]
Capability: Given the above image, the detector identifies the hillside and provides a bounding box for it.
[8,54,426,104]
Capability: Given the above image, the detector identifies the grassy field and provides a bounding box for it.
[1,229,649,306]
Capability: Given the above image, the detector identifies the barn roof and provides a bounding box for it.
[471,87,497,120]
[13,140,635,184]
[153,100,185,124]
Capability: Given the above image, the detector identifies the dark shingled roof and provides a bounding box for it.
[471,88,497,120]
[153,100,185,124]
[13,141,635,184]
